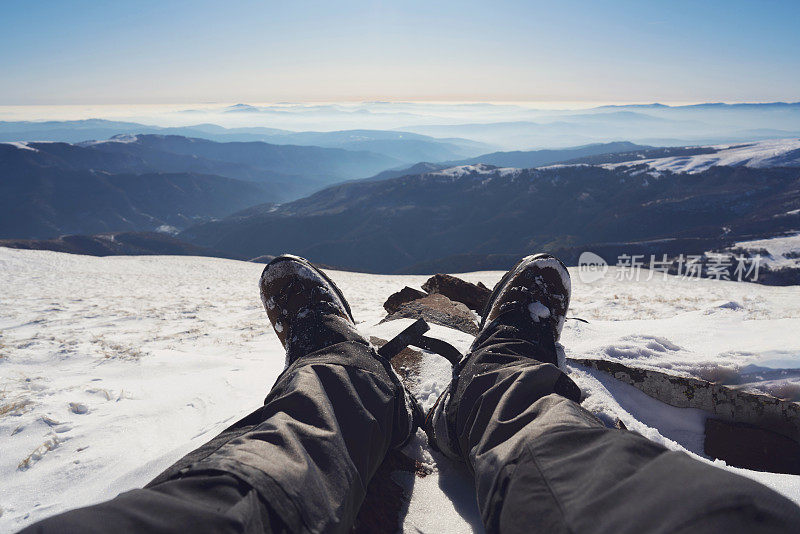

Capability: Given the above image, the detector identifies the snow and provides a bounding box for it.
[1,142,37,152]
[154,225,180,235]
[81,134,140,146]
[776,209,800,218]
[733,232,800,270]
[528,301,551,321]
[434,163,520,179]
[605,138,800,174]
[2,248,800,532]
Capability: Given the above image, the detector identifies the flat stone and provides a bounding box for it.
[422,274,491,313]
[382,293,479,335]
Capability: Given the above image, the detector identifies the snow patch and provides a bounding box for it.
[434,163,520,179]
[2,141,38,152]
[605,138,800,174]
[734,232,800,269]
[528,301,551,322]
[155,225,180,235]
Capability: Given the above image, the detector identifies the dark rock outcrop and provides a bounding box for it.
[382,293,478,335]
[705,418,800,475]
[383,287,427,314]
[422,274,491,313]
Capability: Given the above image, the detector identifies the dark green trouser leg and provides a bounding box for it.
[447,321,800,533]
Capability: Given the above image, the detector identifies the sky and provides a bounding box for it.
[1,0,799,105]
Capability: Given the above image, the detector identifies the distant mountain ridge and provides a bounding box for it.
[396,102,800,149]
[0,148,271,239]
[0,120,491,163]
[0,140,276,239]
[451,141,650,168]
[0,232,240,259]
[180,161,800,273]
[360,142,653,181]
[0,134,404,225]
[80,134,400,186]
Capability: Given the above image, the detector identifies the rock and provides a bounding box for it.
[705,418,800,474]
[571,357,800,444]
[383,286,427,314]
[422,274,491,313]
[382,293,479,335]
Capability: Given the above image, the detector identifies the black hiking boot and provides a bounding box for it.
[425,253,578,458]
[259,254,425,434]
[478,252,571,345]
[259,254,361,363]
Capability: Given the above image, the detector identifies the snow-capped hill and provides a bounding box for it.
[433,163,520,178]
[0,141,38,151]
[80,133,141,146]
[731,232,800,270]
[607,138,800,173]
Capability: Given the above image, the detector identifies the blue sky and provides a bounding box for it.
[1,0,798,104]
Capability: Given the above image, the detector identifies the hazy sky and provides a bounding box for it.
[2,0,798,105]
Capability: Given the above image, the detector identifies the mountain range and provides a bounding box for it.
[0,134,415,239]
[0,120,491,164]
[0,142,272,239]
[396,103,800,149]
[361,141,651,181]
[5,102,800,155]
[180,154,800,273]
[4,122,800,277]
[2,136,669,240]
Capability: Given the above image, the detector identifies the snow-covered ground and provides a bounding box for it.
[733,232,800,270]
[433,163,522,179]
[605,138,800,173]
[2,248,800,532]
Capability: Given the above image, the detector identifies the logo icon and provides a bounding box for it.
[577,251,608,283]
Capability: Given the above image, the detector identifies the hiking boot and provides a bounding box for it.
[260,254,426,434]
[259,254,362,363]
[479,252,571,344]
[425,253,577,458]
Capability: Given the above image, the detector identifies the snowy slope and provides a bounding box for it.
[733,232,800,270]
[432,163,521,179]
[606,138,800,173]
[2,249,800,532]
